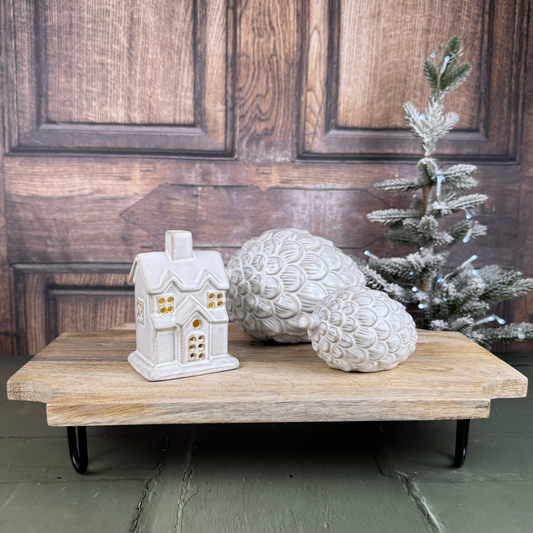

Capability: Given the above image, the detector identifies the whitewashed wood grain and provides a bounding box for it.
[7,324,527,426]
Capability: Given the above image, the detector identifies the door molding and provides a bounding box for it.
[298,0,527,161]
[4,0,236,156]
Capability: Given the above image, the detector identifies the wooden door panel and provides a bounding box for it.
[5,0,233,153]
[45,0,195,126]
[237,0,298,161]
[337,0,483,130]
[300,0,525,159]
[5,156,520,267]
[13,266,133,355]
[1,0,531,354]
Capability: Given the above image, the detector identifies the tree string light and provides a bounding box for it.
[436,175,445,196]
[364,250,379,260]
[475,315,506,326]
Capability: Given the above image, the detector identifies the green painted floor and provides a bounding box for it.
[1,354,531,533]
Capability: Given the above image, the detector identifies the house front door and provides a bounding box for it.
[185,317,208,364]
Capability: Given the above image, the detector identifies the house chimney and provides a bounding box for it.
[165,230,193,261]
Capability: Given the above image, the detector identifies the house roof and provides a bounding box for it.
[130,250,229,294]
[174,296,227,326]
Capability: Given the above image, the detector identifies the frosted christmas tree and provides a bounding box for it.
[355,36,533,349]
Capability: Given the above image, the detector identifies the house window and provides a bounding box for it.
[207,291,224,308]
[137,299,145,325]
[188,333,206,361]
[158,295,174,314]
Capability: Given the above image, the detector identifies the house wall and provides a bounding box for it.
[134,275,153,363]
[153,329,176,365]
[146,282,228,366]
[211,323,228,357]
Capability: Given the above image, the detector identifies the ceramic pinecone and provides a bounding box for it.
[226,229,366,343]
[299,286,418,372]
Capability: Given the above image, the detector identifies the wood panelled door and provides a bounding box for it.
[1,0,531,354]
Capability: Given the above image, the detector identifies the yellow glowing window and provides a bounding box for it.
[207,291,224,308]
[159,295,175,313]
[193,319,201,329]
[188,333,206,362]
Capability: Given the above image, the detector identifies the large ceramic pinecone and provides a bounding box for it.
[226,229,365,343]
[300,286,417,372]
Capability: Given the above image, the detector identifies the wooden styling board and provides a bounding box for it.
[7,324,528,427]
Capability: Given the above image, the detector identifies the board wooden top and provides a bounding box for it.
[7,324,528,426]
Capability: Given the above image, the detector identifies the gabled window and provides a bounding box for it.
[157,295,174,314]
[207,291,225,309]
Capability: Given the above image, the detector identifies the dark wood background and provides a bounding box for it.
[1,0,532,355]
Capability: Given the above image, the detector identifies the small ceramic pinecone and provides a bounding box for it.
[226,229,365,343]
[299,286,418,372]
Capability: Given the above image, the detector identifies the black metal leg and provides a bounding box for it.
[67,426,88,474]
[454,419,470,468]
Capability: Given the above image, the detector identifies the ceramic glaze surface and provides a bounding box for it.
[226,229,365,343]
[299,286,418,372]
[128,230,239,381]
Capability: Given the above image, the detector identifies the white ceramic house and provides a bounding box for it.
[128,230,239,381]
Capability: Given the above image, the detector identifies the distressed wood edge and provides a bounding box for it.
[110,322,135,330]
[6,377,53,404]
[45,397,492,427]
[482,374,528,399]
